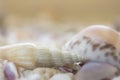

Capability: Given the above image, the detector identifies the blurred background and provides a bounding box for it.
[0,0,120,47]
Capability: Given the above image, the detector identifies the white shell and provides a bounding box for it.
[50,73,74,80]
[0,43,80,69]
[63,25,120,69]
[112,76,120,80]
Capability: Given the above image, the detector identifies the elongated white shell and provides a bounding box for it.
[63,25,120,69]
[0,43,80,69]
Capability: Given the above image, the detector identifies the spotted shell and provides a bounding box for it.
[63,25,120,69]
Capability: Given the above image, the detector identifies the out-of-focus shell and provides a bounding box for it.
[4,62,19,80]
[75,62,118,80]
[32,68,61,80]
[50,73,74,80]
[112,76,120,80]
[20,68,61,80]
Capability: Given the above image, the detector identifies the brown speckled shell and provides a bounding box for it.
[63,25,120,69]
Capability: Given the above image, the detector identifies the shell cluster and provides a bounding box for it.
[0,25,120,80]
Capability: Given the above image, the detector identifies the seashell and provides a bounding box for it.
[0,43,81,69]
[112,76,120,80]
[50,73,74,80]
[4,62,19,80]
[19,68,61,80]
[17,74,40,80]
[22,70,32,77]
[63,25,120,69]
[32,68,61,79]
[75,62,118,80]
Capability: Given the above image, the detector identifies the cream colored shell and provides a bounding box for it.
[63,25,120,69]
[0,43,81,69]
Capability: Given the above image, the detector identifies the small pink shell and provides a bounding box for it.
[75,62,118,80]
[4,62,19,80]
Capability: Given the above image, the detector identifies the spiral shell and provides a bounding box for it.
[63,25,120,69]
[0,43,81,69]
